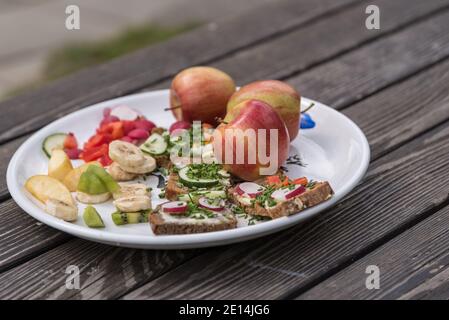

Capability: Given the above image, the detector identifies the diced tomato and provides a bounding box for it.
[293,177,308,186]
[80,144,108,162]
[63,133,78,149]
[266,175,282,185]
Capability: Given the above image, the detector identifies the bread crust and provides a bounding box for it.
[150,208,237,235]
[229,181,334,219]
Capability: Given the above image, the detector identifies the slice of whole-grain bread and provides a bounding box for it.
[229,181,334,219]
[150,207,237,235]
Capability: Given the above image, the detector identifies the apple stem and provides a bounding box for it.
[301,102,315,114]
[215,117,228,125]
[164,106,182,111]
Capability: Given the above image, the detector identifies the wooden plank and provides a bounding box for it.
[0,0,359,144]
[3,55,449,276]
[287,8,449,109]
[0,199,70,272]
[122,121,449,299]
[3,56,449,298]
[0,239,196,300]
[0,136,26,199]
[210,0,449,88]
[3,7,449,298]
[343,58,449,159]
[298,205,449,300]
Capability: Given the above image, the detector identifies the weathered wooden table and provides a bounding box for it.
[1,0,449,299]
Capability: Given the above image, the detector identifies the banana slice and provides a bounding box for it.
[45,199,78,221]
[76,191,111,204]
[107,162,137,181]
[118,155,156,174]
[113,183,150,200]
[109,141,145,167]
[113,195,151,212]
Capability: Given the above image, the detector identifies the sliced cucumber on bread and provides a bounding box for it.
[140,133,167,155]
[178,166,219,188]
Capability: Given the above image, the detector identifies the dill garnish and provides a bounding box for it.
[285,154,307,167]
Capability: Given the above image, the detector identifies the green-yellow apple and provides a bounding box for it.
[227,80,301,140]
[213,100,289,181]
[170,66,236,126]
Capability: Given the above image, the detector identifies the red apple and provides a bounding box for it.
[213,100,289,181]
[227,80,301,141]
[170,66,236,126]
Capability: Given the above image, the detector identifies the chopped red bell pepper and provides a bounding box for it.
[99,154,113,166]
[98,122,124,140]
[84,134,109,149]
[80,144,108,162]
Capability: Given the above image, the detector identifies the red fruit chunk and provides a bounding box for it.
[84,134,109,149]
[98,122,124,140]
[99,154,113,166]
[81,144,108,162]
[120,136,134,143]
[122,120,136,135]
[134,119,156,132]
[63,133,78,150]
[103,107,111,117]
[100,115,120,127]
[128,128,149,140]
[64,148,81,159]
[169,120,191,133]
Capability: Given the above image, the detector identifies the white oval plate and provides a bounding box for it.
[7,90,370,249]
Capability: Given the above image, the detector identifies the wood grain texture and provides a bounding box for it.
[0,199,70,272]
[344,57,449,159]
[0,0,358,144]
[0,239,197,299]
[288,8,449,109]
[210,0,449,86]
[3,6,449,298]
[123,122,449,300]
[4,56,449,298]
[0,136,27,198]
[298,205,449,300]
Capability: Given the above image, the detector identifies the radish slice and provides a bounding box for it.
[120,136,134,143]
[134,119,156,132]
[271,185,306,201]
[271,189,289,201]
[128,128,150,140]
[162,201,187,214]
[110,105,140,121]
[285,185,306,199]
[198,197,224,212]
[236,182,265,198]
